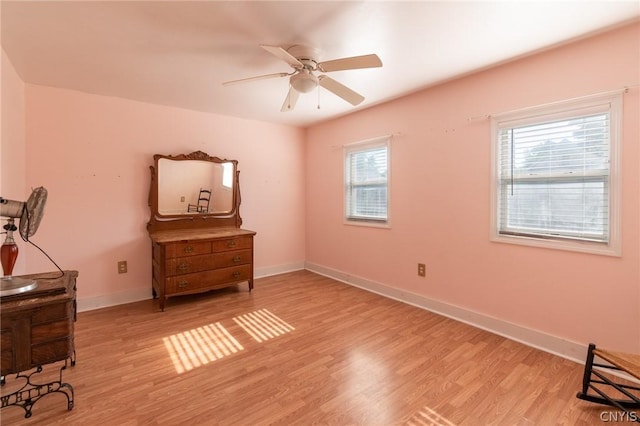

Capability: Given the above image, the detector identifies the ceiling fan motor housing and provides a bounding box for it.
[287,45,321,93]
[287,45,320,66]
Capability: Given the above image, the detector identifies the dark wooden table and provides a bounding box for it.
[0,270,78,418]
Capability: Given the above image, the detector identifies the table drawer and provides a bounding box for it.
[32,301,73,325]
[31,337,74,366]
[165,265,252,294]
[32,318,74,345]
[212,236,252,252]
[165,241,211,258]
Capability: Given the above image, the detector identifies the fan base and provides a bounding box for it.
[0,276,37,297]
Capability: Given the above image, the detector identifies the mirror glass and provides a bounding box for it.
[157,158,235,215]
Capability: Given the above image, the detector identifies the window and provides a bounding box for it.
[344,136,391,226]
[491,92,622,256]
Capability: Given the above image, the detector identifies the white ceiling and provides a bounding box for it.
[2,1,638,128]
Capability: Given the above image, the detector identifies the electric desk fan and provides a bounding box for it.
[0,187,47,296]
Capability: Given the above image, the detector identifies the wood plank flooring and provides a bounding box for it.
[0,270,631,425]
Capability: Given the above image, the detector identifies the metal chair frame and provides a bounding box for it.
[576,343,640,422]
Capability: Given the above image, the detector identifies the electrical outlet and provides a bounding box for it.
[118,261,128,274]
[418,263,426,277]
[180,196,185,202]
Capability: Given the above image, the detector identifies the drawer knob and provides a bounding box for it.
[227,240,237,248]
[232,271,241,279]
[232,256,241,263]
[177,263,189,271]
[184,246,194,253]
[178,281,189,289]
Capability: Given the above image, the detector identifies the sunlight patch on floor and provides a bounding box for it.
[232,308,295,342]
[163,322,244,373]
[405,406,457,426]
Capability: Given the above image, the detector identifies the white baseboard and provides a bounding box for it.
[304,261,589,364]
[255,261,305,279]
[76,261,306,313]
[77,288,151,313]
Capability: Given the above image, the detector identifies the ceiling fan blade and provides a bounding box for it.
[318,54,382,73]
[281,86,300,112]
[222,72,289,86]
[260,45,303,69]
[318,75,364,106]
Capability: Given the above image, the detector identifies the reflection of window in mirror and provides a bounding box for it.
[222,162,233,189]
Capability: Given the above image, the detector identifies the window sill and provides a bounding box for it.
[344,219,391,229]
[490,233,620,257]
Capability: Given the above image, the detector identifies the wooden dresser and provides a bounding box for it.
[150,228,256,311]
[147,151,256,311]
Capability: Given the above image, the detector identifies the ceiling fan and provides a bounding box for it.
[223,45,382,112]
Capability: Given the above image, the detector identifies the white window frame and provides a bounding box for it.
[490,92,622,256]
[344,136,391,228]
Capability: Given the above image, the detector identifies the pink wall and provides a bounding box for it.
[23,86,306,307]
[1,49,28,274]
[306,23,640,353]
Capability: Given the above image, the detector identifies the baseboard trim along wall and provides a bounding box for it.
[304,261,589,364]
[77,287,151,313]
[76,261,306,313]
[255,261,306,280]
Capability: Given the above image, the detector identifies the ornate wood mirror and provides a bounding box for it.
[147,151,242,232]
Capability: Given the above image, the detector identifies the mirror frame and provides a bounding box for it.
[147,151,243,233]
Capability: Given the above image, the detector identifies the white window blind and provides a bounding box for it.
[493,92,622,255]
[345,137,390,223]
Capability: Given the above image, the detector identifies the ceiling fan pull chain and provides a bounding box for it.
[317,87,321,110]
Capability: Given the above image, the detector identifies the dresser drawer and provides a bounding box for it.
[165,265,252,294]
[215,249,252,268]
[165,241,211,258]
[165,250,251,276]
[165,253,217,277]
[212,236,252,252]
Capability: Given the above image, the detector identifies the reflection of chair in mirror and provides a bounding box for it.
[187,188,211,213]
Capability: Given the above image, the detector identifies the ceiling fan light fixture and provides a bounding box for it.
[290,70,318,93]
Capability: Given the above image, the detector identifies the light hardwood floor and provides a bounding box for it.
[0,270,629,425]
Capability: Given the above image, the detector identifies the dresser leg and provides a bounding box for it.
[249,279,253,291]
